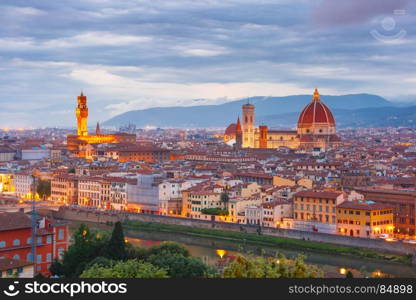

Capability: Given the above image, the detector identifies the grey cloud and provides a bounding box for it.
[0,0,415,127]
[312,0,412,26]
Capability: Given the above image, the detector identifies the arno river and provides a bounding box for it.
[69,221,416,278]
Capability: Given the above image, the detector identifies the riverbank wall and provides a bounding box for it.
[52,206,416,257]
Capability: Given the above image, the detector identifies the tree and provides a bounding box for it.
[222,254,323,278]
[80,259,168,278]
[201,208,228,216]
[220,192,230,203]
[61,224,110,277]
[106,222,127,260]
[84,256,114,270]
[36,180,51,200]
[49,259,64,277]
[126,243,148,260]
[148,254,215,278]
[346,271,354,278]
[146,242,190,258]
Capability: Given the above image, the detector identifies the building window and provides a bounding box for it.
[13,254,20,260]
[27,253,33,262]
[47,236,52,244]
[27,237,32,244]
[37,254,42,263]
[0,241,5,248]
[46,253,52,262]
[13,239,20,247]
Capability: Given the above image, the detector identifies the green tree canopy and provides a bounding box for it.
[61,224,110,277]
[36,180,51,199]
[106,221,127,260]
[80,259,168,278]
[223,254,323,278]
[146,242,190,258]
[201,208,228,216]
[220,192,230,203]
[148,254,215,278]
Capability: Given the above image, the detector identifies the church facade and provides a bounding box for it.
[225,89,340,150]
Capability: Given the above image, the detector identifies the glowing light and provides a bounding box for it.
[372,270,382,277]
[216,249,227,259]
[339,268,347,275]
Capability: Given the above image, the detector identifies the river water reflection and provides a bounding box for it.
[70,222,416,278]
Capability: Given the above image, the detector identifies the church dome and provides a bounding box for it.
[225,123,237,136]
[223,123,237,142]
[297,88,335,129]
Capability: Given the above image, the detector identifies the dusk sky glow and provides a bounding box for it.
[1,0,415,127]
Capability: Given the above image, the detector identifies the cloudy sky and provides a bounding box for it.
[1,0,415,128]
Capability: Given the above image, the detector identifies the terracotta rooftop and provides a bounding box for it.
[337,200,393,211]
[0,258,33,271]
[294,190,342,199]
[0,212,31,231]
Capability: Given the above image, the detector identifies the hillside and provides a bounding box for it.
[104,94,392,128]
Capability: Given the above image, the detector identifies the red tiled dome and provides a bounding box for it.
[297,89,335,128]
[224,123,237,136]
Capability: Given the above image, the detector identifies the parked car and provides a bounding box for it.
[403,239,416,244]
[378,234,389,239]
[384,237,398,242]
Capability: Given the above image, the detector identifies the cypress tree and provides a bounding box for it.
[106,221,127,260]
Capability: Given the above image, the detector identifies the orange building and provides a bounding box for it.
[67,93,136,156]
[112,146,170,163]
[293,190,346,234]
[336,200,394,238]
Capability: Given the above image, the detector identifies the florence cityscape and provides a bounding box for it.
[1,0,416,295]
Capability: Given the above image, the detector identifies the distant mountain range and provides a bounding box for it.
[103,94,415,129]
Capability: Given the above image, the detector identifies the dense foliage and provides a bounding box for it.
[201,208,229,216]
[220,192,230,203]
[223,254,324,278]
[80,259,168,278]
[106,221,127,260]
[36,180,51,199]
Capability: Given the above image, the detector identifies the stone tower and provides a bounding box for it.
[259,125,268,149]
[96,122,101,135]
[76,92,88,136]
[242,102,255,148]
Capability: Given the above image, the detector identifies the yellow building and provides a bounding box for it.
[336,200,394,238]
[186,191,225,219]
[293,190,346,234]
